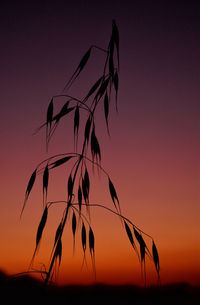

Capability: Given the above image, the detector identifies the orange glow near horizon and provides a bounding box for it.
[1,178,200,286]
[0,1,199,288]
[1,116,199,286]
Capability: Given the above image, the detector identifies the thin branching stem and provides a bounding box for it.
[47,200,153,241]
[22,21,159,286]
[44,136,87,285]
[92,45,108,53]
[8,270,47,280]
[36,153,77,170]
[52,94,92,113]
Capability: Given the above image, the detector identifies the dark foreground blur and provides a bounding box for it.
[0,271,199,305]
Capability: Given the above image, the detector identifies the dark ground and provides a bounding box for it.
[0,271,199,305]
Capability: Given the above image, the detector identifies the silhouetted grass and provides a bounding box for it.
[20,20,160,286]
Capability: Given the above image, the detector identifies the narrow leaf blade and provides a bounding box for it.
[43,164,49,204]
[134,228,146,248]
[72,212,77,236]
[152,241,160,275]
[84,168,90,195]
[95,77,110,100]
[91,127,101,162]
[50,156,72,169]
[55,239,62,265]
[72,211,77,253]
[81,223,86,252]
[26,169,37,198]
[74,105,80,136]
[82,178,88,204]
[21,169,37,217]
[112,20,120,68]
[89,227,95,256]
[78,47,91,72]
[124,221,135,249]
[78,185,82,212]
[46,98,54,127]
[36,206,48,248]
[54,106,74,123]
[85,76,103,100]
[74,105,80,150]
[108,178,119,210]
[134,228,146,262]
[84,116,91,144]
[68,174,73,200]
[54,222,63,247]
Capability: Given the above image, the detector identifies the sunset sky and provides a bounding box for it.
[0,1,199,286]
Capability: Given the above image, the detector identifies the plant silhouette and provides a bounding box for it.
[21,20,160,286]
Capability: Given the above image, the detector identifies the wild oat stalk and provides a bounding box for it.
[21,20,160,285]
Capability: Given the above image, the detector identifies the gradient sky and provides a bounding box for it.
[0,1,199,286]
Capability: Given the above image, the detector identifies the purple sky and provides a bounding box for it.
[0,1,199,285]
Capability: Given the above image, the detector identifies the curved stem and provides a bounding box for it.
[52,94,92,114]
[92,45,108,53]
[47,200,153,240]
[8,270,47,280]
[36,153,77,171]
[33,96,92,136]
[82,203,153,240]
